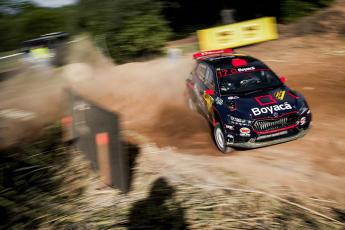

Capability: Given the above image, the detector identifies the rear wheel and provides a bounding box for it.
[213,123,233,153]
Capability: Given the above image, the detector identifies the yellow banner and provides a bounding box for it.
[197,17,278,51]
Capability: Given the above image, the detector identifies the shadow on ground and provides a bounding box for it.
[122,140,140,192]
[128,177,188,230]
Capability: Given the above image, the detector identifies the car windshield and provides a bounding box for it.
[217,69,282,95]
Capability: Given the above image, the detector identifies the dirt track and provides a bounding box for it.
[1,32,345,205]
[87,37,345,202]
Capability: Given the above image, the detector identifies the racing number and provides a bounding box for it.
[217,68,238,78]
[217,69,228,78]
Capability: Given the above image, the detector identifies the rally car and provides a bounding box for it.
[186,48,311,153]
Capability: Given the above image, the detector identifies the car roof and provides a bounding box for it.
[199,54,267,69]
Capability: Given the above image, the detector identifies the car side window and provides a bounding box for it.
[196,63,207,81]
[204,67,215,90]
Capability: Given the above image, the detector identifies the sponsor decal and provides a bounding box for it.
[215,97,223,105]
[300,117,306,125]
[225,124,234,130]
[216,66,257,77]
[255,95,277,106]
[237,66,255,72]
[251,102,293,116]
[274,90,286,100]
[228,96,239,100]
[230,116,251,125]
[203,93,213,112]
[240,133,250,137]
[240,127,250,136]
[256,130,288,140]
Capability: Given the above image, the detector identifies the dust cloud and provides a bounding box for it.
[67,38,216,153]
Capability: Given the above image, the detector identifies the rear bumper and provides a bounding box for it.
[229,129,308,149]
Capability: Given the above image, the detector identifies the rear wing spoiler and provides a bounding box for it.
[193,48,233,59]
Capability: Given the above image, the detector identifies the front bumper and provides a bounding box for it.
[229,128,308,149]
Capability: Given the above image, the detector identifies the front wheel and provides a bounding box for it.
[213,123,233,153]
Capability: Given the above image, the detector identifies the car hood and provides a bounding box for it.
[221,86,300,120]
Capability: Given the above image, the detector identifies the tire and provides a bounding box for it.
[213,123,233,153]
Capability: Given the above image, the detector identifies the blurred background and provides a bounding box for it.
[1,0,345,229]
[0,0,340,63]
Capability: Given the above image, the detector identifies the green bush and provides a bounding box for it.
[79,0,172,63]
[106,14,171,63]
[0,4,77,52]
[18,9,67,41]
[282,0,335,22]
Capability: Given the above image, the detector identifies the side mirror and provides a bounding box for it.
[204,89,215,96]
[280,76,286,84]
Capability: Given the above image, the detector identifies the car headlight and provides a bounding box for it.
[228,115,252,126]
[298,102,309,115]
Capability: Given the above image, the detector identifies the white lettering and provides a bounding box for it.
[251,103,293,116]
[267,107,273,114]
[237,66,255,72]
[285,102,292,109]
[251,108,261,116]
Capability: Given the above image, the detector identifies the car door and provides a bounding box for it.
[193,62,207,111]
[194,62,215,118]
[202,66,216,119]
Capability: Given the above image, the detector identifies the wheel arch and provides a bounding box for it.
[212,107,224,127]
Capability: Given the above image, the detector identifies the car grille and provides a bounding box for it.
[253,113,298,132]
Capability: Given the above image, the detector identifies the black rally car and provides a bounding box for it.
[186,49,311,153]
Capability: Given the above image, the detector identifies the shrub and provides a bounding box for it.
[282,0,335,22]
[106,14,171,63]
[79,0,172,63]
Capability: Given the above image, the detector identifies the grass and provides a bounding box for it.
[0,123,344,229]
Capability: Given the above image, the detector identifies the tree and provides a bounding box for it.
[106,14,171,62]
[0,3,77,52]
[282,0,335,22]
[79,0,172,63]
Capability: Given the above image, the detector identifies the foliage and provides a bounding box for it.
[106,14,171,62]
[0,0,337,55]
[282,0,335,22]
[0,3,77,52]
[79,0,172,63]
